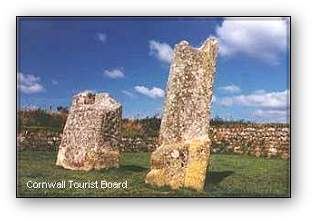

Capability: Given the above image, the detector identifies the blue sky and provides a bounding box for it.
[18,17,290,122]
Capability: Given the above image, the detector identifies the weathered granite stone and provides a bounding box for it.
[56,91,121,171]
[145,38,218,191]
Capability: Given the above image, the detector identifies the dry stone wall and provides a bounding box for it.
[120,137,157,152]
[210,124,290,159]
[17,124,289,160]
[17,128,62,150]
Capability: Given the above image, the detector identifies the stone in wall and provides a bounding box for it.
[56,91,121,171]
[145,38,218,191]
[120,137,158,152]
[210,124,290,159]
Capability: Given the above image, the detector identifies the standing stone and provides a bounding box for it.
[145,38,218,191]
[56,91,121,171]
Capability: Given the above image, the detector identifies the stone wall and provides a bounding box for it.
[17,124,289,159]
[210,124,289,160]
[17,128,62,150]
[120,137,158,152]
[17,130,157,152]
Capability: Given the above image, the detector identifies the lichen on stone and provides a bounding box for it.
[56,91,121,171]
[145,38,218,191]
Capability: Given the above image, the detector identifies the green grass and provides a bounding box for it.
[17,150,290,197]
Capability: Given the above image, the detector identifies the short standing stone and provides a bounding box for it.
[145,38,218,191]
[56,92,121,171]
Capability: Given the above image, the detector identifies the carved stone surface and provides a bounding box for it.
[56,91,121,171]
[145,38,218,191]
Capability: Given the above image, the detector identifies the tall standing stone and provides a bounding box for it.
[56,91,121,171]
[145,38,218,191]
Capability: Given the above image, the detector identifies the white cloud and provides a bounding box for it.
[253,109,287,117]
[104,68,124,79]
[21,105,39,111]
[149,40,173,64]
[18,73,45,94]
[252,89,266,94]
[134,86,164,99]
[97,33,107,43]
[219,90,289,109]
[253,109,289,123]
[219,84,241,93]
[217,89,289,123]
[216,18,289,63]
[212,95,216,103]
[122,90,136,98]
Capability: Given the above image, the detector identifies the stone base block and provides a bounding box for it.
[56,148,120,171]
[145,139,210,191]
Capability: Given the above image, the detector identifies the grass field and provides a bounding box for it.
[17,150,290,197]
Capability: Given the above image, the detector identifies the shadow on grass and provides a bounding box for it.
[204,171,234,191]
[119,165,149,173]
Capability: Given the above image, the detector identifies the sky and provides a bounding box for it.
[17,17,290,123]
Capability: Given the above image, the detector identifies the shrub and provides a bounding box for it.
[18,109,67,132]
